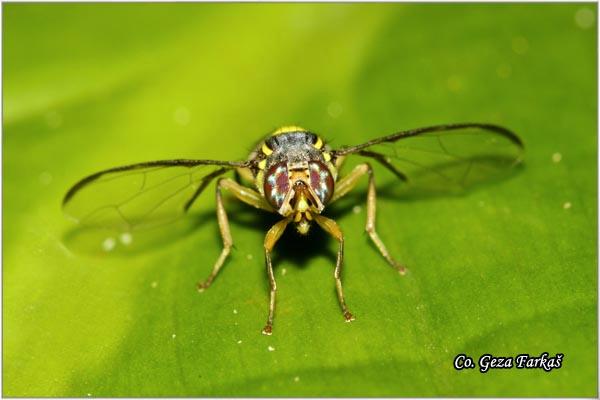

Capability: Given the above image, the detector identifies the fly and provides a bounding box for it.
[63,123,524,335]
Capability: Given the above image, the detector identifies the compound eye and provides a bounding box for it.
[264,162,290,209]
[309,161,333,205]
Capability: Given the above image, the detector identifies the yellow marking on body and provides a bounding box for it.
[294,212,302,222]
[314,136,323,149]
[305,212,313,220]
[258,159,267,169]
[272,126,306,136]
[323,152,331,162]
[261,143,273,156]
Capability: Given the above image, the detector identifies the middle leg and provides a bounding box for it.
[197,178,273,292]
[330,163,406,274]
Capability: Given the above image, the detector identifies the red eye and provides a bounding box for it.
[309,161,333,205]
[264,163,290,209]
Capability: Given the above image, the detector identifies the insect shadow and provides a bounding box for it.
[321,155,525,219]
[223,201,338,269]
[61,210,216,257]
[61,201,335,265]
[381,155,525,202]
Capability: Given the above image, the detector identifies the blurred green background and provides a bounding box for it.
[3,3,597,397]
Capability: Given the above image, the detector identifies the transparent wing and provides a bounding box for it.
[63,159,246,232]
[333,123,524,193]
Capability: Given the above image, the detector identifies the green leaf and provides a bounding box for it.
[3,3,596,397]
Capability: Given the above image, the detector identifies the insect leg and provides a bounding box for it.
[197,178,273,292]
[218,178,273,211]
[196,179,234,292]
[236,166,255,184]
[330,163,406,274]
[334,155,346,171]
[313,214,354,322]
[262,218,291,335]
[356,150,407,181]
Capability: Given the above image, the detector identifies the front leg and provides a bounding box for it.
[314,214,355,322]
[262,218,291,335]
[330,163,406,274]
[197,178,273,292]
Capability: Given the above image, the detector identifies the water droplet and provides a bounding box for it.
[294,376,300,382]
[268,345,275,352]
[281,268,287,276]
[575,7,595,29]
[102,238,116,252]
[246,253,253,260]
[352,205,362,214]
[552,152,562,163]
[563,202,572,210]
[172,333,177,339]
[151,281,158,289]
[119,232,133,245]
[233,309,238,314]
